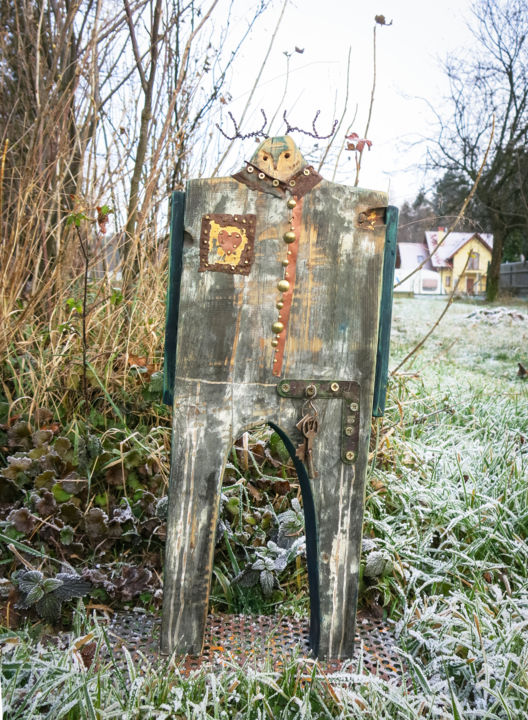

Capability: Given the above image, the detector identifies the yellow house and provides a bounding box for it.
[424,230,493,295]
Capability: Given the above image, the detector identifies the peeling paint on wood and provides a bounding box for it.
[161,169,389,660]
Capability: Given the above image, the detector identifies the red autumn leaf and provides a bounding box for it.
[346,133,373,153]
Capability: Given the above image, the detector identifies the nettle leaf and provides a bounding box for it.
[16,570,44,594]
[34,470,56,490]
[32,429,54,447]
[7,508,36,534]
[36,592,62,623]
[35,489,58,517]
[52,483,73,503]
[1,455,33,484]
[42,578,63,594]
[7,421,32,450]
[260,570,275,597]
[84,507,109,539]
[59,502,83,525]
[59,472,88,496]
[54,573,91,601]
[59,525,75,545]
[24,584,45,606]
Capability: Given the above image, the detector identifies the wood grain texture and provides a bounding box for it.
[161,176,388,659]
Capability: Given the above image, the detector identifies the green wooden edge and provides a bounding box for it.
[372,205,399,417]
[163,191,186,406]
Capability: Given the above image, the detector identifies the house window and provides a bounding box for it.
[468,251,480,270]
[445,274,451,287]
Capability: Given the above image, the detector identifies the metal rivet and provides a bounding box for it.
[287,198,297,209]
[272,321,285,334]
[276,300,284,309]
[281,259,289,266]
[345,426,354,436]
[282,382,290,393]
[331,382,340,392]
[349,402,359,411]
[283,230,296,244]
[303,168,310,176]
[345,451,355,461]
[272,179,280,186]
[258,172,265,179]
[247,166,254,173]
[289,180,296,187]
[277,279,290,292]
[271,339,279,347]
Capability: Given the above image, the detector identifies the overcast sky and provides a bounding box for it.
[218,0,476,205]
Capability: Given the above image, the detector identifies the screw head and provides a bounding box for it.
[345,451,355,461]
[305,384,317,397]
[281,382,291,393]
[331,382,340,392]
[345,426,354,436]
[349,402,359,411]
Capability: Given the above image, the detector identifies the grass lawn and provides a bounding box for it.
[2,296,528,719]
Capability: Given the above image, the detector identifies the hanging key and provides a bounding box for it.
[295,411,319,479]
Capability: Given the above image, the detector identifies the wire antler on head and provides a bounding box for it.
[216,109,268,141]
[282,110,338,139]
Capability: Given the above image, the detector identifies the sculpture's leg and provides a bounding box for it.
[160,381,233,655]
[309,396,371,659]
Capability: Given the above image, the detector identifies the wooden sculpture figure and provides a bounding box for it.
[161,130,398,659]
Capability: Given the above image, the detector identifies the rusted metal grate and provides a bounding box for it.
[106,611,403,683]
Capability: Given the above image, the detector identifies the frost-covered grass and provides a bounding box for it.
[2,297,528,718]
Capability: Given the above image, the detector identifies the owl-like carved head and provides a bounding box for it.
[249,135,306,181]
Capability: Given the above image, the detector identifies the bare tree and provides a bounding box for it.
[428,0,528,300]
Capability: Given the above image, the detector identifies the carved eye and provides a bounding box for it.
[263,154,269,161]
[284,152,291,159]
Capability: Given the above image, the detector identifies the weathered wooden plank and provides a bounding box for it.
[161,168,388,659]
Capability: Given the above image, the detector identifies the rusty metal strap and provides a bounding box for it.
[276,380,360,464]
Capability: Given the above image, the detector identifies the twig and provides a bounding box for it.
[74,226,90,410]
[211,0,288,176]
[391,250,473,375]
[320,48,353,175]
[394,115,495,289]
[354,25,377,186]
